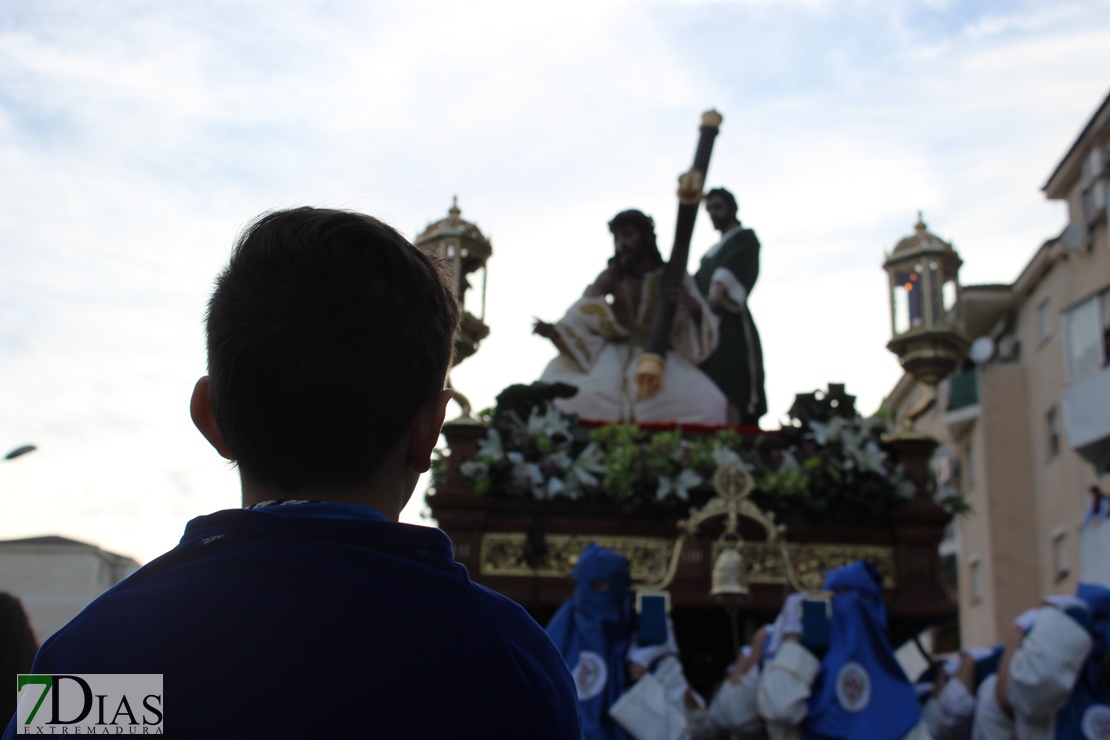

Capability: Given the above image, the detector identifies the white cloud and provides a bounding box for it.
[1,0,1108,562]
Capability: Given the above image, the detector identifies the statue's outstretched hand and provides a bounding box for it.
[532,318,557,340]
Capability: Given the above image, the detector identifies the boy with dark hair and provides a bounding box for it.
[5,207,582,738]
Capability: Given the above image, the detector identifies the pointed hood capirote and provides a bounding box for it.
[1054,582,1110,739]
[803,560,922,739]
[546,543,632,740]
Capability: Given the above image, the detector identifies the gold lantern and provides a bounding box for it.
[883,213,970,430]
[415,197,492,420]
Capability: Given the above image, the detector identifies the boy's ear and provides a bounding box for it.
[190,376,234,460]
[405,389,454,473]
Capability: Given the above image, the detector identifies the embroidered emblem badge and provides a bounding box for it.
[835,661,871,712]
[573,650,608,701]
[1083,704,1110,740]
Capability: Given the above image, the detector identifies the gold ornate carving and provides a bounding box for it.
[480,533,672,580]
[635,353,666,399]
[579,302,622,339]
[677,168,705,206]
[558,323,591,366]
[479,532,896,587]
[710,541,897,588]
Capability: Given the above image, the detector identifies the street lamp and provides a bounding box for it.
[415,196,492,367]
[415,197,493,423]
[883,213,970,431]
[4,445,36,461]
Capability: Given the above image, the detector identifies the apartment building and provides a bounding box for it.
[882,90,1110,648]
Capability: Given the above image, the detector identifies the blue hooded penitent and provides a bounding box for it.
[1055,582,1110,739]
[804,561,922,739]
[546,543,632,740]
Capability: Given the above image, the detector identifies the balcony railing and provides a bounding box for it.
[947,369,979,411]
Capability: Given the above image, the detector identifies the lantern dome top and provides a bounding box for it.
[415,196,492,259]
[890,211,959,260]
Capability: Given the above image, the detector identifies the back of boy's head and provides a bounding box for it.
[205,207,460,490]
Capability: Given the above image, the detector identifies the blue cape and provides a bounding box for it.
[1055,583,1110,739]
[546,543,631,740]
[804,561,922,739]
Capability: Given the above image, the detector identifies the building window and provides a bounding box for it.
[964,441,975,488]
[1047,408,1061,458]
[1082,180,1108,229]
[969,554,982,603]
[1081,148,1108,231]
[1064,293,1106,382]
[1103,292,1110,367]
[1038,299,1052,341]
[1052,526,1069,582]
[932,447,961,499]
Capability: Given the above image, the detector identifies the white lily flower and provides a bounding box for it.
[855,441,887,474]
[779,449,803,475]
[712,445,742,469]
[569,443,606,488]
[476,428,504,461]
[505,452,544,496]
[656,469,703,502]
[459,460,489,479]
[808,420,830,445]
[527,402,573,439]
[545,476,566,499]
[524,464,546,498]
[544,450,573,473]
[839,425,864,454]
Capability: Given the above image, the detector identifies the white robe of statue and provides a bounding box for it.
[540,269,727,425]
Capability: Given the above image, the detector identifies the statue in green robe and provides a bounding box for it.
[694,188,767,426]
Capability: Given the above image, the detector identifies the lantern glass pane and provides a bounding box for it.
[892,282,910,334]
[893,265,925,330]
[928,261,944,325]
[942,279,958,324]
[463,264,486,321]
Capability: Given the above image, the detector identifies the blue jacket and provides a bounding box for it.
[5,504,582,738]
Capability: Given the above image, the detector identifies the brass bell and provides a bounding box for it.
[711,545,750,600]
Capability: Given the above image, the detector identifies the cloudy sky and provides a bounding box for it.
[1,0,1108,565]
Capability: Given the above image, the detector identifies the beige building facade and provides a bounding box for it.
[882,90,1110,649]
[0,535,139,643]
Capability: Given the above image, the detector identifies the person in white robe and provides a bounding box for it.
[690,624,776,740]
[972,598,1095,739]
[755,564,932,740]
[609,617,708,740]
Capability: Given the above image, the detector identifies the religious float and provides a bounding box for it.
[417,112,971,695]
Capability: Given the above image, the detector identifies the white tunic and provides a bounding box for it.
[971,606,1093,739]
[756,641,934,739]
[541,269,727,425]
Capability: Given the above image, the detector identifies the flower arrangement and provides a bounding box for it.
[434,382,970,524]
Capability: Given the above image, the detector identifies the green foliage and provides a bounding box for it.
[443,381,972,523]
